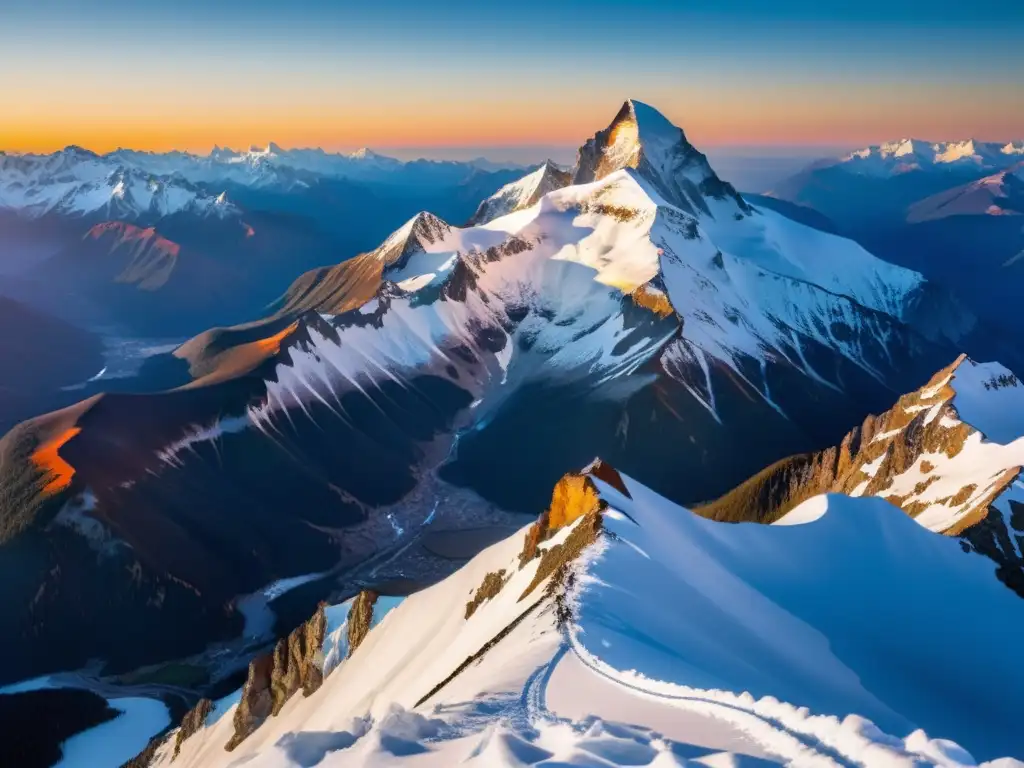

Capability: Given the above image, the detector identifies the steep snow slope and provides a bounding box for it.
[468,161,571,225]
[150,465,1024,767]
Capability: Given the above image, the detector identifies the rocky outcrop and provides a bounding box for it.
[519,506,603,601]
[270,603,328,715]
[173,698,213,759]
[459,461,618,622]
[226,603,328,750]
[514,462,612,598]
[226,654,274,751]
[519,469,606,566]
[465,569,507,619]
[630,284,675,318]
[346,590,379,658]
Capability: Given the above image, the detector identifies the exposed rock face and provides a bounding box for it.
[519,469,606,566]
[519,505,603,601]
[173,698,213,759]
[227,605,329,749]
[514,463,611,601]
[84,222,183,290]
[269,603,328,716]
[459,461,615,622]
[697,355,1024,596]
[630,284,675,318]
[346,589,379,658]
[464,569,507,619]
[582,458,631,498]
[227,654,275,751]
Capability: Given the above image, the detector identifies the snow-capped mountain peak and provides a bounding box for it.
[374,211,456,273]
[0,151,237,220]
[469,160,571,225]
[349,147,383,160]
[702,351,1024,593]
[840,137,1024,176]
[573,99,749,219]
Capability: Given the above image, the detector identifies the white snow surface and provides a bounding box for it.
[157,471,1024,767]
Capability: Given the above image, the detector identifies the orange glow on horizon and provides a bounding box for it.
[2,88,1021,155]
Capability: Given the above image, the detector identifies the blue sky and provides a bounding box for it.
[2,0,1021,154]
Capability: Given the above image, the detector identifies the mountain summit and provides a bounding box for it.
[573,99,750,218]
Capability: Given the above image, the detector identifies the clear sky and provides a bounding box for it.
[1,0,1022,156]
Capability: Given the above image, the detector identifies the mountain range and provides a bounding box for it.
[759,138,1024,337]
[0,144,522,218]
[0,143,527,344]
[2,102,1024,767]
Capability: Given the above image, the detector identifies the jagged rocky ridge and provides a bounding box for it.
[138,461,1024,766]
[697,354,1024,595]
[0,100,1016,692]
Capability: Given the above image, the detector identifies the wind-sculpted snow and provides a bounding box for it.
[579,475,1024,763]
[151,465,1024,767]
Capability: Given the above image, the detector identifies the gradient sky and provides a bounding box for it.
[1,0,1022,156]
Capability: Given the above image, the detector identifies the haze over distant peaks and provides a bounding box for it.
[0,141,525,220]
[838,137,1024,175]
